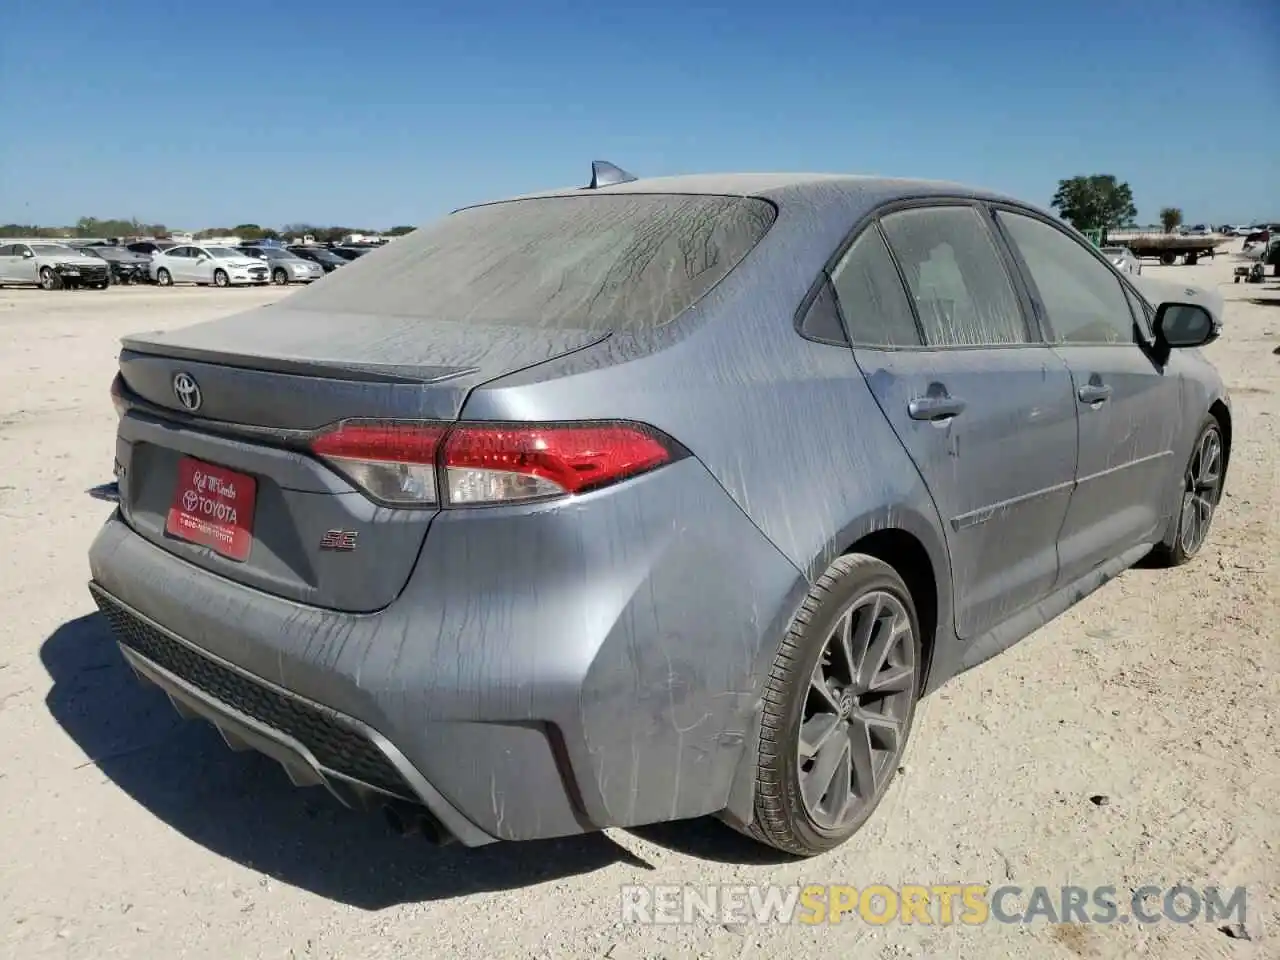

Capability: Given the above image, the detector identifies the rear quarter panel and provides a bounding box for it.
[464,188,957,686]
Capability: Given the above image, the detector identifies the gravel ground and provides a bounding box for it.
[0,254,1276,960]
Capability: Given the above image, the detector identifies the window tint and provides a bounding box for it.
[879,206,1028,346]
[0,245,13,256]
[997,211,1135,345]
[830,226,921,347]
[283,194,777,333]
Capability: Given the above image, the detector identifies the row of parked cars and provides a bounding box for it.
[0,238,380,290]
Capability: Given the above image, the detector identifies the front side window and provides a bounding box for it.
[284,193,777,333]
[829,225,922,347]
[1122,282,1153,340]
[996,211,1135,345]
[879,206,1029,347]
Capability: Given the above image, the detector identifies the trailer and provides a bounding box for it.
[1106,233,1229,266]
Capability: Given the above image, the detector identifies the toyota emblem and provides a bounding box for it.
[172,372,202,411]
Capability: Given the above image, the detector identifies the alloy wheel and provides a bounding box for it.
[797,590,916,830]
[1179,425,1223,556]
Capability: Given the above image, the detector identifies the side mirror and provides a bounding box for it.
[22,250,34,259]
[1153,302,1218,350]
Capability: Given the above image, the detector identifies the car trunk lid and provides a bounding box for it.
[113,304,608,611]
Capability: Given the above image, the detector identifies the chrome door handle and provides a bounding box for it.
[908,396,967,421]
[1078,383,1112,404]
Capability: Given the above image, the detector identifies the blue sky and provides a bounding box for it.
[1,1,1276,230]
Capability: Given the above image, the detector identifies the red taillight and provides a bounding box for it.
[442,423,675,505]
[308,419,678,508]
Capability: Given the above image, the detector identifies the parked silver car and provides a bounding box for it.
[150,245,269,287]
[236,245,324,285]
[1101,245,1141,275]
[0,241,111,290]
[90,166,1231,857]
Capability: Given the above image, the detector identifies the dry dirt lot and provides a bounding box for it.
[0,259,1276,960]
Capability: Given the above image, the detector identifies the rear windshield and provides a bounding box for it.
[285,194,777,332]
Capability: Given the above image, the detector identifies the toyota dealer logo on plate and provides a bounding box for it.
[165,456,258,562]
[172,372,202,411]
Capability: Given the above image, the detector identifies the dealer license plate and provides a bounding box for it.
[164,456,257,561]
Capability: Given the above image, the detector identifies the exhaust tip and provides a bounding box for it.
[383,802,454,845]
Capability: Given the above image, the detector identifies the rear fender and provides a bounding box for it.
[721,497,956,828]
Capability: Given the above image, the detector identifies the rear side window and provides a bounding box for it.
[996,211,1134,345]
[880,206,1029,347]
[829,226,922,347]
[285,194,777,334]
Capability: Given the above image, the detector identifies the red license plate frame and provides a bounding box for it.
[164,456,257,562]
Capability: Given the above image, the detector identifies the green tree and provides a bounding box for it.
[1050,175,1138,232]
[1159,207,1183,233]
[387,225,416,236]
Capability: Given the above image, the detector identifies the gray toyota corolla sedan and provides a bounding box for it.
[88,164,1231,856]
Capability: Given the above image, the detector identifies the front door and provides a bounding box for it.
[190,247,216,284]
[831,204,1079,640]
[993,209,1181,585]
[11,244,39,284]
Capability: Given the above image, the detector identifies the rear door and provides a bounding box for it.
[161,246,191,281]
[833,203,1079,640]
[0,245,15,282]
[992,208,1181,585]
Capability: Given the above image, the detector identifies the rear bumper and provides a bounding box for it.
[87,458,805,843]
[91,584,496,846]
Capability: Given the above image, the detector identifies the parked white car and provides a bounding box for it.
[1101,245,1141,276]
[0,241,112,290]
[150,245,269,287]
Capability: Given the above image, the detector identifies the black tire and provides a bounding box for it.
[735,553,922,857]
[213,269,229,288]
[39,267,61,291]
[1161,252,1177,265]
[156,268,172,286]
[1149,415,1225,567]
[272,268,289,286]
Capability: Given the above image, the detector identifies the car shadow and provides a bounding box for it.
[41,614,785,908]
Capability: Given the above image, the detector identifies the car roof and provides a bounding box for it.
[473,172,1023,211]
